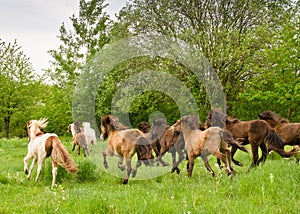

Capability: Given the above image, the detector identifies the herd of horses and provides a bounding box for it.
[24,110,300,187]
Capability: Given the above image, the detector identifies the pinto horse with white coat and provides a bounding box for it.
[24,118,78,188]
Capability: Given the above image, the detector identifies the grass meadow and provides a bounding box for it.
[1,137,300,214]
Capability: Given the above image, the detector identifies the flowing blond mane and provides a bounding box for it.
[27,118,48,140]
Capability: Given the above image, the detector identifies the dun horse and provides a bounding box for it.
[100,115,154,184]
[171,115,233,177]
[24,118,78,188]
[68,121,89,157]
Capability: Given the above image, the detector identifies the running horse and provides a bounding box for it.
[100,115,154,184]
[24,118,78,188]
[171,115,233,177]
[207,110,299,170]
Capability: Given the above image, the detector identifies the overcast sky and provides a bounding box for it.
[0,0,127,75]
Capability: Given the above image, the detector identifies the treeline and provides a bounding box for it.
[0,0,299,138]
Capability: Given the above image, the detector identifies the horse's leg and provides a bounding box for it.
[158,147,169,167]
[35,156,46,183]
[231,146,243,167]
[201,155,215,177]
[26,157,37,179]
[258,143,268,165]
[78,145,81,155]
[132,160,142,178]
[72,143,76,151]
[123,158,132,184]
[23,153,33,175]
[103,150,109,169]
[187,154,195,177]
[171,148,184,174]
[51,161,58,188]
[118,157,125,171]
[214,151,231,176]
[248,144,259,172]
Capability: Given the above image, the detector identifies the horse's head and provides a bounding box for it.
[150,118,168,141]
[170,119,181,132]
[27,118,48,143]
[100,115,128,140]
[180,115,200,130]
[259,111,283,128]
[138,122,150,134]
[206,110,226,128]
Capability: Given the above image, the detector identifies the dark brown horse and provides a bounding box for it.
[208,111,298,170]
[259,110,300,162]
[100,115,154,184]
[148,118,185,174]
[171,115,233,177]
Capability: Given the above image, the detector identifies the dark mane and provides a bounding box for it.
[73,121,82,133]
[259,111,283,122]
[101,115,129,131]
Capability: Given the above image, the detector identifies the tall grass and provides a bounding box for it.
[0,138,299,213]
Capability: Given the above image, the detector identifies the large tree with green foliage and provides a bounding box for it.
[116,0,296,113]
[0,39,40,138]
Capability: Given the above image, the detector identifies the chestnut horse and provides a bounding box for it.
[171,115,233,177]
[208,111,298,170]
[24,118,78,188]
[100,115,154,184]
[259,110,300,162]
[145,118,185,174]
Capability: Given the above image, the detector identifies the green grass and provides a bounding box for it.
[1,137,300,213]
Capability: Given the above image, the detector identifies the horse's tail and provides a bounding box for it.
[223,130,248,153]
[136,137,153,166]
[78,133,89,156]
[51,137,79,174]
[265,129,298,158]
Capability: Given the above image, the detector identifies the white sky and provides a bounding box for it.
[0,0,127,75]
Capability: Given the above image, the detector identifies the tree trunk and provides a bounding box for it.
[4,116,10,138]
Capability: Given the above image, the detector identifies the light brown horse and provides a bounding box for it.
[259,110,300,162]
[24,118,78,188]
[208,111,298,170]
[171,115,233,177]
[100,115,154,184]
[68,121,89,157]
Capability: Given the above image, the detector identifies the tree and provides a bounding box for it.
[118,0,296,110]
[47,0,111,86]
[44,0,112,133]
[233,1,300,121]
[0,39,39,138]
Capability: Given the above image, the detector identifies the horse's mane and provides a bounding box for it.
[27,118,48,140]
[226,116,240,124]
[260,111,289,123]
[101,115,129,131]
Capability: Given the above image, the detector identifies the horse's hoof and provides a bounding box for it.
[24,169,29,175]
[104,164,108,169]
[176,168,180,174]
[132,172,137,178]
[122,179,128,184]
[120,166,125,171]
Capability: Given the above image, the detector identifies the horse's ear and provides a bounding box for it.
[26,121,32,128]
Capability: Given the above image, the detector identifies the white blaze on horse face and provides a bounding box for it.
[100,125,106,140]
